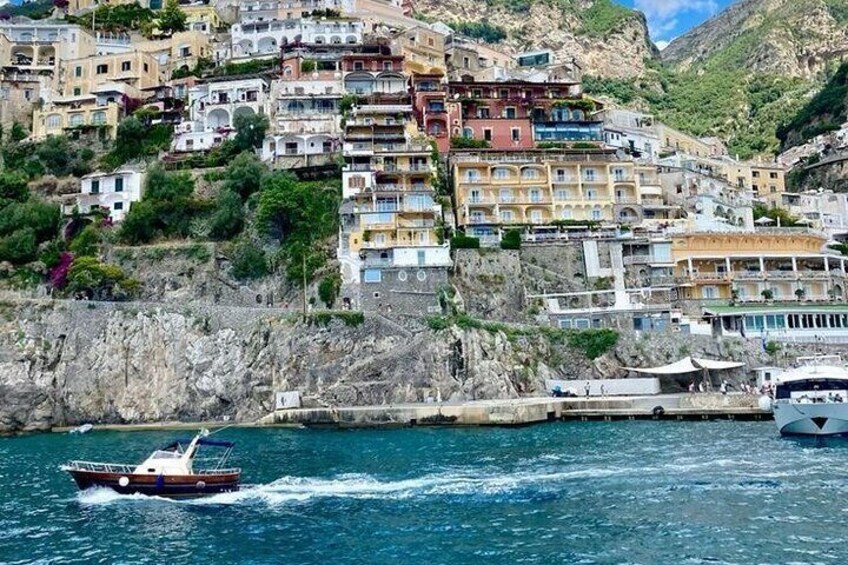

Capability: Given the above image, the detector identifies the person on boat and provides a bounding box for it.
[584,381,590,398]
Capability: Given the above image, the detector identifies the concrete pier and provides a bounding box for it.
[259,393,772,428]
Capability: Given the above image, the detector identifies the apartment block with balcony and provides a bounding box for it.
[262,53,344,166]
[339,62,449,312]
[0,21,95,77]
[173,75,271,150]
[180,2,222,35]
[33,99,121,140]
[453,149,648,244]
[236,0,345,23]
[671,230,848,307]
[411,73,448,152]
[391,25,447,76]
[443,81,601,151]
[231,17,363,59]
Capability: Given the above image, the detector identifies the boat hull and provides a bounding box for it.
[66,469,240,498]
[774,402,848,436]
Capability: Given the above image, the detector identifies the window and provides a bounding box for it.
[752,171,760,178]
[499,89,509,99]
[555,189,567,200]
[511,128,520,142]
[69,113,84,127]
[530,209,543,223]
[590,208,602,221]
[586,189,597,200]
[383,61,392,70]
[465,170,480,182]
[353,61,364,70]
[499,188,513,202]
[770,185,777,193]
[46,114,61,129]
[349,176,366,189]
[472,89,482,98]
[143,63,149,72]
[477,107,490,118]
[114,177,124,192]
[23,89,32,101]
[522,168,538,180]
[417,251,426,267]
[96,64,108,74]
[74,66,82,77]
[770,172,778,179]
[469,189,481,203]
[529,189,542,203]
[493,168,509,180]
[561,208,573,219]
[483,128,492,142]
[584,168,596,181]
[90,180,100,194]
[121,61,131,71]
[500,210,514,222]
[91,111,106,125]
[73,87,81,96]
[505,107,516,119]
[363,269,382,283]
[180,47,191,58]
[702,286,718,299]
[113,202,124,211]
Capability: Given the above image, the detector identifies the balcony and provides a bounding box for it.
[623,255,652,266]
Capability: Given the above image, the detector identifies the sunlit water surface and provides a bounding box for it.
[2,422,847,564]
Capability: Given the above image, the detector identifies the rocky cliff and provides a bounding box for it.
[0,297,797,434]
[413,0,659,79]
[663,0,848,79]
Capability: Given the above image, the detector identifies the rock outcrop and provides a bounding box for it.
[413,0,659,79]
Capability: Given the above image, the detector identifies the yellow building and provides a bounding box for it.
[33,99,122,140]
[61,51,163,98]
[453,150,655,243]
[134,31,213,76]
[671,230,846,302]
[748,161,786,204]
[655,124,714,158]
[392,26,447,76]
[182,5,222,35]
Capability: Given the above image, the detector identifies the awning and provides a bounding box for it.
[626,356,744,374]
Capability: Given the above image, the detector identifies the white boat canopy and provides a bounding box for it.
[626,356,745,375]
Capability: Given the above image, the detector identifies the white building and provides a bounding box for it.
[784,190,848,239]
[68,167,146,222]
[600,109,660,162]
[230,18,363,59]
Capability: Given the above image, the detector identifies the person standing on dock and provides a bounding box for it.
[584,381,591,398]
[600,384,606,397]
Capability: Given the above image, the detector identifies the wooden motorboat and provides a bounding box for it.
[62,430,240,498]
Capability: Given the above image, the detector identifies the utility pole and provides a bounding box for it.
[302,252,307,321]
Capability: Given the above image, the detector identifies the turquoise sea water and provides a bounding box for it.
[2,421,848,564]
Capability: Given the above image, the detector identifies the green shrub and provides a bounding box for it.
[308,311,364,327]
[450,235,480,249]
[425,316,451,331]
[66,256,139,300]
[69,224,101,257]
[567,329,619,360]
[453,21,507,43]
[0,228,37,264]
[500,229,521,250]
[450,137,491,149]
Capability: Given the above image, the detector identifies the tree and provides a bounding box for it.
[222,151,265,199]
[500,229,522,250]
[0,228,37,264]
[233,112,270,152]
[0,173,29,207]
[119,200,158,244]
[318,274,341,308]
[207,189,244,241]
[230,238,268,280]
[157,0,186,35]
[0,200,60,242]
[10,122,28,142]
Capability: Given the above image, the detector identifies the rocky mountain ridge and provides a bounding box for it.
[663,0,848,79]
[413,0,659,79]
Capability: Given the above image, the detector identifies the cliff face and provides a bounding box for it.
[663,0,848,79]
[413,0,659,79]
[0,297,791,434]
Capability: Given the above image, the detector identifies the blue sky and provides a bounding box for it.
[619,0,736,46]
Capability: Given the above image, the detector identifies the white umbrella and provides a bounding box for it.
[795,217,814,225]
[754,217,775,225]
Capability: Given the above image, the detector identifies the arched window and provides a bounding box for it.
[69,113,84,127]
[91,111,106,125]
[462,127,473,139]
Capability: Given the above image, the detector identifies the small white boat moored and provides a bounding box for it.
[773,360,848,437]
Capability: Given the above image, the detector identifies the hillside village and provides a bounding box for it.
[0,0,847,351]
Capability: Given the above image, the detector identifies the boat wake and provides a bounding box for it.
[76,466,630,507]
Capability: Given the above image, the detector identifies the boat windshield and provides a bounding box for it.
[148,450,182,460]
[776,379,848,400]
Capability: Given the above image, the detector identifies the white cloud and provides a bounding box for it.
[634,0,720,40]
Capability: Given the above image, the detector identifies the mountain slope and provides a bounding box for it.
[413,0,660,79]
[663,0,848,79]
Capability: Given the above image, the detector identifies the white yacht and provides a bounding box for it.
[772,358,848,436]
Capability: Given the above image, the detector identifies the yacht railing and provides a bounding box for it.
[63,460,241,474]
